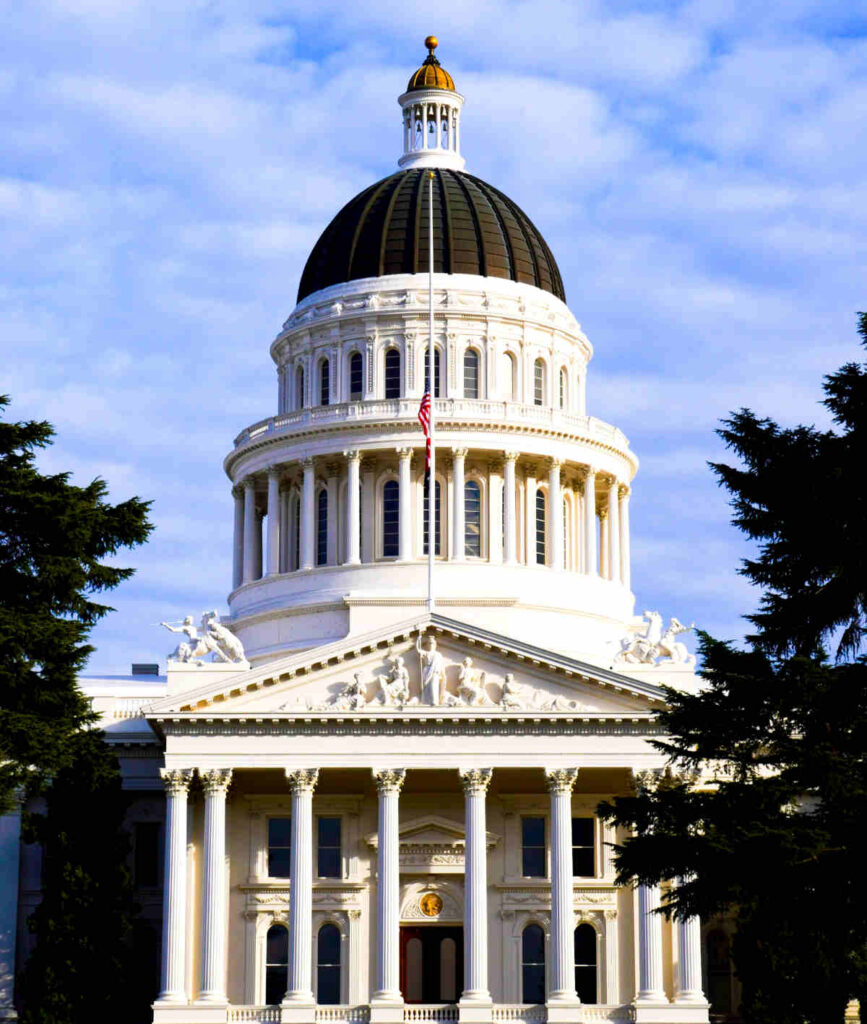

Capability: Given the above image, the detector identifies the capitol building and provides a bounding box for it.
[1,39,735,1024]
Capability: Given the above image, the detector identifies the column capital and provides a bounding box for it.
[503,450,519,464]
[548,457,565,471]
[199,767,233,796]
[544,767,579,794]
[301,456,315,471]
[619,484,632,499]
[343,449,361,463]
[372,768,407,795]
[459,767,493,795]
[584,464,599,478]
[243,475,256,491]
[285,768,320,794]
[267,465,281,480]
[160,767,193,796]
[395,447,414,461]
[451,447,468,460]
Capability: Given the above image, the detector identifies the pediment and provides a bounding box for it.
[364,815,498,850]
[145,613,667,720]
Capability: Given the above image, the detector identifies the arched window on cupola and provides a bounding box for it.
[521,924,546,1004]
[265,924,289,1005]
[384,348,401,399]
[440,106,450,149]
[317,924,341,1005]
[316,489,328,566]
[534,358,546,406]
[574,923,598,1004]
[349,352,363,400]
[559,367,568,410]
[463,348,480,399]
[319,358,330,406]
[535,488,547,565]
[382,479,400,558]
[465,480,481,557]
[295,366,305,410]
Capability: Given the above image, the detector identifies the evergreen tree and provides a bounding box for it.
[599,315,867,1024]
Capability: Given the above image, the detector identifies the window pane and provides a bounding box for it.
[522,848,546,878]
[266,965,288,1006]
[317,925,341,1005]
[423,480,442,556]
[464,350,479,399]
[523,817,545,846]
[534,359,544,406]
[465,481,481,557]
[133,822,160,888]
[349,353,363,398]
[383,480,400,558]
[535,489,546,565]
[559,368,567,409]
[266,924,289,1004]
[268,817,291,878]
[296,367,305,409]
[320,359,330,406]
[574,925,597,1004]
[319,816,340,846]
[385,349,401,399]
[522,817,546,877]
[267,924,289,962]
[317,489,328,566]
[424,348,441,397]
[522,925,546,1003]
[318,817,341,878]
[572,817,595,876]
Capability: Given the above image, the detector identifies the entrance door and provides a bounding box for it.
[400,927,464,1004]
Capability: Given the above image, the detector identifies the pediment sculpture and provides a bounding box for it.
[615,610,696,667]
[161,611,246,664]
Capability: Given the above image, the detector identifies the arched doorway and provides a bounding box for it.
[400,927,464,1003]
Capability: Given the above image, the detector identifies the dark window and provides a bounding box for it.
[383,480,400,558]
[319,359,330,406]
[424,347,442,397]
[522,817,546,877]
[318,817,341,878]
[464,349,480,399]
[706,929,734,1015]
[559,367,567,409]
[423,480,442,556]
[384,349,401,399]
[534,358,545,406]
[574,924,597,1004]
[266,924,289,1004]
[572,818,595,877]
[349,352,363,399]
[317,924,341,1004]
[292,492,300,571]
[522,924,546,1004]
[133,822,160,888]
[317,489,328,566]
[536,489,547,565]
[296,366,305,409]
[268,817,292,878]
[465,480,481,557]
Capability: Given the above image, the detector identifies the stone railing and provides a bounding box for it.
[110,697,156,719]
[403,1006,459,1023]
[492,1006,548,1023]
[232,400,630,454]
[316,1008,371,1024]
[226,1008,281,1023]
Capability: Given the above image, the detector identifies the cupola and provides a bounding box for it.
[397,37,465,171]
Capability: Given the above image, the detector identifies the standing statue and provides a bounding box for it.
[456,657,488,706]
[376,654,411,707]
[416,634,447,705]
[656,617,696,666]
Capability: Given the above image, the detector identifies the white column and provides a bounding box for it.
[344,450,361,565]
[266,468,281,577]
[242,478,257,584]
[545,768,580,1007]
[397,448,413,561]
[619,486,631,589]
[361,463,375,563]
[503,452,518,564]
[488,465,503,564]
[674,879,705,1004]
[371,769,406,1007]
[326,463,339,565]
[607,479,621,584]
[232,487,244,590]
[198,768,232,1004]
[583,468,597,576]
[636,884,666,1002]
[459,769,493,1007]
[548,459,563,570]
[599,514,609,579]
[524,466,537,564]
[157,768,193,1004]
[300,457,315,571]
[284,769,319,1006]
[0,799,22,1018]
[452,448,467,561]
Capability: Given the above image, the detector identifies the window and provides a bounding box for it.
[572,817,595,877]
[706,929,734,1016]
[133,822,160,888]
[423,480,442,556]
[349,352,363,399]
[463,349,480,399]
[500,351,518,401]
[563,498,570,571]
[574,924,597,1004]
[266,924,289,1004]
[535,489,547,565]
[319,359,330,406]
[465,480,481,557]
[383,480,400,558]
[268,817,292,878]
[295,366,305,409]
[534,358,545,406]
[317,924,341,1004]
[317,489,328,566]
[318,817,341,878]
[559,367,568,409]
[521,924,546,1004]
[291,491,300,571]
[384,348,401,399]
[522,817,546,877]
[424,347,442,397]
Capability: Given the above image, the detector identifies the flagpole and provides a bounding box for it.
[427,170,435,614]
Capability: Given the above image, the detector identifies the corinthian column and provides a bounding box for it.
[583,468,597,577]
[232,487,244,590]
[198,768,233,1004]
[607,478,621,584]
[344,450,361,565]
[459,769,493,1013]
[300,457,315,571]
[636,883,666,1003]
[674,878,706,1005]
[545,768,580,1010]
[242,477,257,584]
[284,769,319,1007]
[503,452,518,564]
[548,459,564,570]
[371,769,406,1012]
[452,448,468,561]
[157,768,193,1004]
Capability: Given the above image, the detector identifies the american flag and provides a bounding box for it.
[417,383,431,483]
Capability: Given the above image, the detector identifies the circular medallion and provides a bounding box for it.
[419,892,443,918]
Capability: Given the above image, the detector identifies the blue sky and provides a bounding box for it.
[3,1,865,674]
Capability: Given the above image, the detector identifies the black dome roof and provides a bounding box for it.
[297,168,565,303]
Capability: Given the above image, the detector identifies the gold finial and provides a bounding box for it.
[425,35,438,53]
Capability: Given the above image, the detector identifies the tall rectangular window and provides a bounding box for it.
[349,352,363,399]
[423,480,442,556]
[133,822,160,888]
[572,817,595,876]
[382,480,400,557]
[535,489,547,565]
[317,817,342,878]
[522,816,546,877]
[268,817,292,878]
[384,349,401,399]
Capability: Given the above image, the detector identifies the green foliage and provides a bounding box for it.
[0,394,152,812]
[598,315,867,1023]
